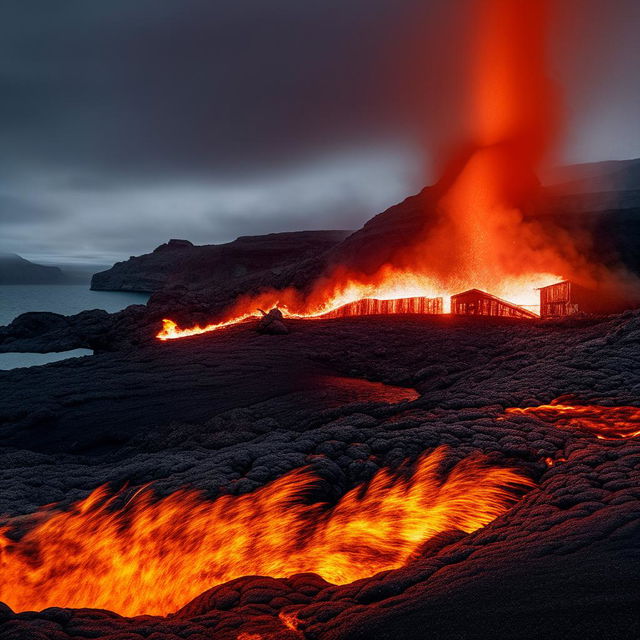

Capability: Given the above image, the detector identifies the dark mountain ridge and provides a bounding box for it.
[91,157,640,301]
[91,231,351,293]
[0,253,68,285]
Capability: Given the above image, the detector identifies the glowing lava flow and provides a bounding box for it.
[158,315,255,340]
[155,270,557,341]
[157,268,455,340]
[0,447,532,616]
[504,403,640,439]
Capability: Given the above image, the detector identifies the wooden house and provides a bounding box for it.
[539,281,627,317]
[451,289,538,319]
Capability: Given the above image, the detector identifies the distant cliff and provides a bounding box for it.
[91,159,640,297]
[91,231,351,293]
[543,158,640,195]
[0,253,68,284]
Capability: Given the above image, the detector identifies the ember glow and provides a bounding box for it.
[504,403,640,439]
[0,447,532,616]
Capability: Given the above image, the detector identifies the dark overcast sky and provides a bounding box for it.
[0,0,639,264]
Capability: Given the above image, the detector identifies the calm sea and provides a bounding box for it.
[0,285,149,370]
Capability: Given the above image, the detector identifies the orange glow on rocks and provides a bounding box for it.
[504,403,640,439]
[0,448,532,616]
[157,266,460,340]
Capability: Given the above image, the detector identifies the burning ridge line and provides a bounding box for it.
[156,289,545,341]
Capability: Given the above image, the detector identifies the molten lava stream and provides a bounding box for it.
[0,447,532,617]
[155,274,553,341]
[155,268,457,341]
[504,403,640,439]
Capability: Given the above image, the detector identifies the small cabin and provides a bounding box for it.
[539,281,583,317]
[451,289,538,319]
[323,296,443,318]
[539,281,626,317]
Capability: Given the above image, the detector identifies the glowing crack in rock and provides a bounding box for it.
[504,403,640,440]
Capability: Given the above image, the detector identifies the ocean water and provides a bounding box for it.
[0,349,94,370]
[0,285,149,370]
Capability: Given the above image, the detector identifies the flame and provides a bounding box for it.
[0,447,532,616]
[504,403,640,439]
[156,0,577,342]
[156,265,557,340]
[403,0,570,307]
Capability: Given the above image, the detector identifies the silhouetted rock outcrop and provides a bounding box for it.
[0,308,149,354]
[256,308,289,334]
[91,231,350,293]
[544,157,640,194]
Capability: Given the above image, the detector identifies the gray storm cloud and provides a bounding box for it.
[0,0,639,262]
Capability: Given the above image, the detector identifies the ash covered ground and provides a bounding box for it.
[1,313,639,639]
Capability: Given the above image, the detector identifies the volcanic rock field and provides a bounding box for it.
[1,312,639,639]
[2,1,640,637]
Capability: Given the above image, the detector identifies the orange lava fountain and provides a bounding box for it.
[504,403,640,439]
[157,0,578,342]
[0,447,532,616]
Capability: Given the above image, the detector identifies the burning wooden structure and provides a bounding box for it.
[451,289,538,319]
[321,296,443,318]
[539,281,584,317]
[538,280,628,317]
